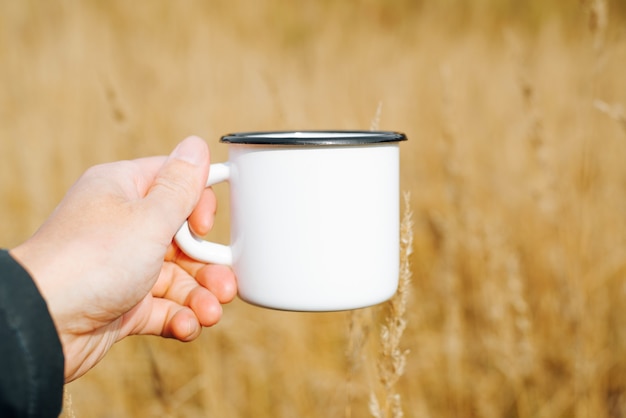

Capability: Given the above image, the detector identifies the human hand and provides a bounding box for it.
[10,136,237,382]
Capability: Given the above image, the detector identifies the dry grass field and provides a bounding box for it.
[2,0,626,417]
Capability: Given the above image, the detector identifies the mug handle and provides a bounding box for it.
[174,162,233,265]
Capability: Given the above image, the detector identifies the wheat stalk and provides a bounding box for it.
[593,100,626,133]
[585,0,608,50]
[369,192,413,418]
[438,64,463,208]
[61,388,76,418]
[345,308,370,418]
[514,47,558,218]
[370,101,383,131]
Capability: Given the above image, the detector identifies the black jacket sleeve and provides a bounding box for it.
[0,249,64,417]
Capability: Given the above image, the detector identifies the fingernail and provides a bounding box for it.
[171,136,206,166]
[187,318,199,338]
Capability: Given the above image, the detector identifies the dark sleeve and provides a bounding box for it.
[0,249,64,418]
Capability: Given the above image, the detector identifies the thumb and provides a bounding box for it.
[143,136,210,239]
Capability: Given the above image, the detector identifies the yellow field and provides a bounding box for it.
[2,1,626,417]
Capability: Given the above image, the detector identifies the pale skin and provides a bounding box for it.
[10,136,237,382]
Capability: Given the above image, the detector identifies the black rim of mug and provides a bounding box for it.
[220,130,407,145]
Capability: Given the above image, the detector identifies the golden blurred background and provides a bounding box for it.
[2,0,626,417]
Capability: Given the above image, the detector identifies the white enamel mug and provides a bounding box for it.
[175,131,407,311]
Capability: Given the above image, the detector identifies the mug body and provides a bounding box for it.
[224,132,403,311]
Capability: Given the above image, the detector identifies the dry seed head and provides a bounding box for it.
[61,388,76,418]
[586,0,608,49]
[369,192,413,418]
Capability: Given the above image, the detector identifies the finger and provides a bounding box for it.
[165,306,203,341]
[126,156,168,196]
[153,262,224,326]
[142,136,210,240]
[195,264,237,304]
[163,244,202,274]
[137,299,202,341]
[188,187,217,237]
[163,249,237,304]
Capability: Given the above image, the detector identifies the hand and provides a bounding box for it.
[10,136,237,382]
